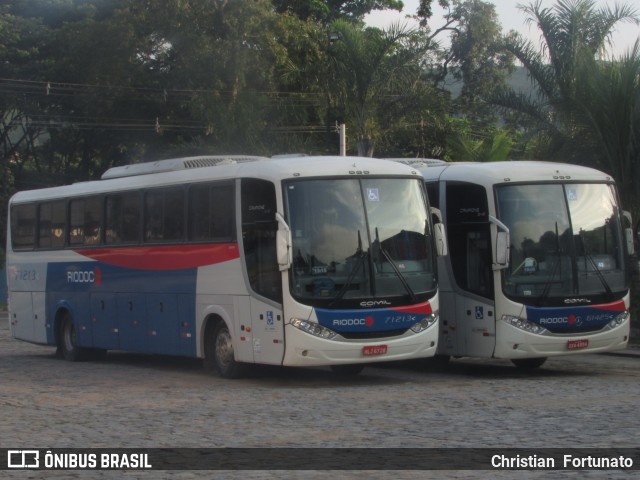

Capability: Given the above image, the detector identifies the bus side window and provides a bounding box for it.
[69,199,85,245]
[106,192,141,244]
[37,201,65,249]
[144,188,185,242]
[38,203,53,248]
[210,183,234,240]
[84,197,102,244]
[188,182,234,242]
[424,181,439,210]
[10,204,36,250]
[69,197,102,246]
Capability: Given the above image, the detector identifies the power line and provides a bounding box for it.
[0,77,328,100]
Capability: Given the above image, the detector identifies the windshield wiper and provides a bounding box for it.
[375,227,417,304]
[579,231,613,299]
[330,230,367,305]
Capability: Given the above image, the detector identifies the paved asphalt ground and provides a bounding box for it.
[1,309,639,480]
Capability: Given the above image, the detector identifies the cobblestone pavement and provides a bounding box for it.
[1,312,639,480]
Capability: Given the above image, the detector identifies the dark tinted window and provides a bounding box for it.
[10,204,36,250]
[425,181,439,210]
[241,178,281,302]
[38,201,66,248]
[188,182,234,242]
[446,182,492,298]
[144,188,185,242]
[69,197,102,246]
[106,192,141,244]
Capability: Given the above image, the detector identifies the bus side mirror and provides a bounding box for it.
[622,210,635,255]
[275,212,293,271]
[434,223,447,256]
[495,231,510,268]
[490,215,510,270]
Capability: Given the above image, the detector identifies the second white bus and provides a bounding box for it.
[393,160,632,368]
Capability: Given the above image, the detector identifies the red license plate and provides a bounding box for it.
[567,339,589,350]
[362,345,387,356]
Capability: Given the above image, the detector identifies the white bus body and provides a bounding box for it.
[6,155,440,377]
[393,160,631,368]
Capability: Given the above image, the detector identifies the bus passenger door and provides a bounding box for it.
[444,182,496,358]
[240,178,285,365]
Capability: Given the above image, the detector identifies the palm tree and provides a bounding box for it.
[448,129,513,161]
[574,41,640,212]
[327,20,428,156]
[494,0,639,164]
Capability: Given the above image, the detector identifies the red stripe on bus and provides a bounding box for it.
[73,244,240,270]
[391,301,433,315]
[594,299,626,312]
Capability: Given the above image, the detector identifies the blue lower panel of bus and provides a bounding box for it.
[525,300,626,333]
[45,261,198,357]
[315,301,434,333]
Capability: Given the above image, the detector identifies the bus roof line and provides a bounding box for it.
[101,155,269,180]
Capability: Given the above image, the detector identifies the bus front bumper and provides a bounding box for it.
[493,320,630,359]
[281,323,438,367]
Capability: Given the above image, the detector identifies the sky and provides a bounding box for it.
[364,0,640,57]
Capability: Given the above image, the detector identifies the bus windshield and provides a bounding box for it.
[285,177,436,307]
[497,183,627,303]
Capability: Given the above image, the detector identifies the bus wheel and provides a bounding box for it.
[59,313,85,362]
[207,322,245,379]
[511,357,547,369]
[330,364,365,376]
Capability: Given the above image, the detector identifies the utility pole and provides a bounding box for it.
[339,123,346,156]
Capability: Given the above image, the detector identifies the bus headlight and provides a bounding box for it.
[606,311,629,330]
[501,314,549,335]
[290,318,337,340]
[410,313,438,333]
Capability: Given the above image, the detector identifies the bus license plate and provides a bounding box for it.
[567,339,589,350]
[362,345,387,356]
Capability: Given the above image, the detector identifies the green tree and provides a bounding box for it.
[447,0,514,127]
[447,127,513,161]
[273,0,404,23]
[495,0,639,164]
[327,20,431,156]
[414,1,516,158]
[574,42,640,213]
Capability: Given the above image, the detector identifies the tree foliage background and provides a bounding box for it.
[1,0,640,258]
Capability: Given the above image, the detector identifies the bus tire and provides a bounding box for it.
[58,313,86,362]
[206,322,245,379]
[511,357,547,369]
[330,364,365,376]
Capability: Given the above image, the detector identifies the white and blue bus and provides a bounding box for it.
[393,159,632,368]
[6,155,440,377]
